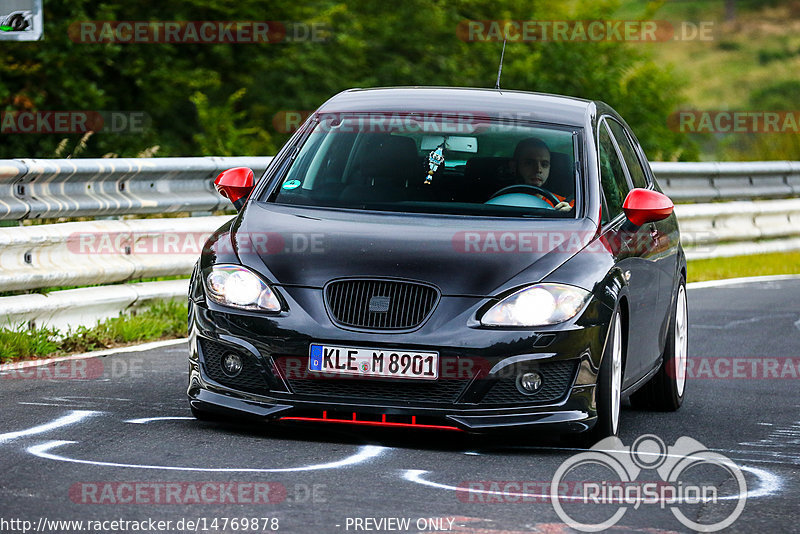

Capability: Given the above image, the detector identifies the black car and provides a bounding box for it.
[188,87,688,442]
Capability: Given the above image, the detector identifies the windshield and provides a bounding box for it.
[268,114,579,218]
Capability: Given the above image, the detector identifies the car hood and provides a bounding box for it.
[230,202,598,297]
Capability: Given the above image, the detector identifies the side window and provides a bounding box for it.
[607,119,649,189]
[598,121,631,222]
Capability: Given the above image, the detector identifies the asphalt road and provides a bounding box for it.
[2,277,799,534]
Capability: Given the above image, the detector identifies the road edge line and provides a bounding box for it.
[0,338,188,371]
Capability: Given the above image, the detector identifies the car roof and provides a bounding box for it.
[317,87,594,128]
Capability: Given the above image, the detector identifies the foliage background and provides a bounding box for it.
[2,0,797,161]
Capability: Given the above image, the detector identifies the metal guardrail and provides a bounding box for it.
[651,161,800,202]
[2,157,799,220]
[1,158,799,334]
[676,198,800,244]
[0,280,188,333]
[0,216,231,292]
[0,157,272,220]
[675,198,800,259]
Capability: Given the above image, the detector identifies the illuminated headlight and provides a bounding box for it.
[481,284,591,327]
[204,265,282,312]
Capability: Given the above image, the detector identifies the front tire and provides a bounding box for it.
[630,278,688,411]
[581,306,623,445]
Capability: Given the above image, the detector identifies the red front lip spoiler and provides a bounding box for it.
[279,411,464,432]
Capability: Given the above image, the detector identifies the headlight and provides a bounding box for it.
[204,265,282,312]
[481,283,591,326]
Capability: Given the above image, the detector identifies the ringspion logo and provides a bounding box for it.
[550,435,747,532]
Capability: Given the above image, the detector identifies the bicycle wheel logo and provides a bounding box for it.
[550,435,747,532]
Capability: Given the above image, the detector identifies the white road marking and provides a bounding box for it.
[693,313,797,330]
[736,464,784,499]
[38,396,132,403]
[712,448,800,467]
[0,338,188,371]
[124,417,195,424]
[0,411,99,444]
[28,441,387,472]
[735,420,800,467]
[403,460,781,502]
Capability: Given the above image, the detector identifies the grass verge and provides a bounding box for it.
[0,300,187,363]
[687,251,800,283]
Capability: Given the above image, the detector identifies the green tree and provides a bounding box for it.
[0,0,694,160]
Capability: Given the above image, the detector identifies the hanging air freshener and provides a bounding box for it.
[425,144,445,185]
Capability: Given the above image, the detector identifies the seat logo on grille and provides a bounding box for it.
[368,295,391,313]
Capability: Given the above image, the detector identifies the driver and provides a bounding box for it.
[510,138,573,211]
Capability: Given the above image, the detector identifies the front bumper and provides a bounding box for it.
[188,386,596,433]
[187,297,611,434]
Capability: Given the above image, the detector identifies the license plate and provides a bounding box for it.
[308,344,439,380]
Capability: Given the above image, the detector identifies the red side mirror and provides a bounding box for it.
[622,188,674,226]
[214,167,254,211]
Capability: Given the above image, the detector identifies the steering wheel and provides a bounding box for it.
[488,184,562,208]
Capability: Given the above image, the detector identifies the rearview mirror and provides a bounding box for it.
[214,167,254,211]
[420,135,478,153]
[622,188,674,226]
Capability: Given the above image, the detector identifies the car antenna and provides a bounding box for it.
[494,37,507,90]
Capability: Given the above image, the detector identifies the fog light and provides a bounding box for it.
[221,352,243,377]
[516,371,543,395]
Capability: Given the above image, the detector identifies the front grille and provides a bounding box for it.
[325,279,439,330]
[200,339,269,394]
[286,378,469,404]
[480,360,579,405]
